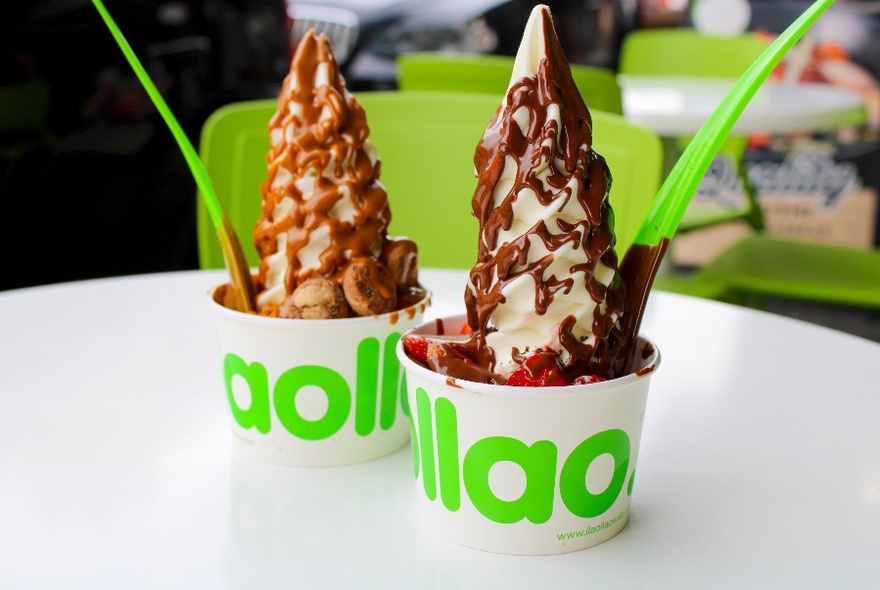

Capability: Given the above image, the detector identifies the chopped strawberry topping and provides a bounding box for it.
[403,333,475,370]
[506,353,570,387]
[402,333,429,364]
[573,374,607,385]
[460,323,473,335]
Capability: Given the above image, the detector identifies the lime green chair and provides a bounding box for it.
[397,52,624,115]
[0,79,55,187]
[618,29,770,233]
[618,29,771,78]
[196,90,730,299]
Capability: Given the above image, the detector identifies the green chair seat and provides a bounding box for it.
[700,236,880,309]
[652,272,738,302]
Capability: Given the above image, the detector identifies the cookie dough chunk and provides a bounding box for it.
[342,257,397,316]
[281,276,351,319]
[381,237,419,290]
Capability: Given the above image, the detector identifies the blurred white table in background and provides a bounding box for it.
[2,269,879,588]
[619,75,867,135]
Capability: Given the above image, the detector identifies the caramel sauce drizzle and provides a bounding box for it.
[253,31,391,297]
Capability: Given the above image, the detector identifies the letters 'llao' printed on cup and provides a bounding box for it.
[397,314,660,555]
[208,283,431,467]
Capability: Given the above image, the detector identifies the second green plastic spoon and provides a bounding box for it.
[617,0,837,365]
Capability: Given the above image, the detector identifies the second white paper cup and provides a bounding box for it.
[208,283,430,467]
[397,314,660,555]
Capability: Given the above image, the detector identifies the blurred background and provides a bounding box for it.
[1,0,291,291]
[0,0,646,291]
[2,0,879,295]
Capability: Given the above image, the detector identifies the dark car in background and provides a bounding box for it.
[288,0,640,90]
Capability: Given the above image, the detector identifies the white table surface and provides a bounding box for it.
[619,75,868,136]
[2,268,880,588]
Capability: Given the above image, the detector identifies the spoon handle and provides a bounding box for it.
[91,0,255,312]
[631,0,836,247]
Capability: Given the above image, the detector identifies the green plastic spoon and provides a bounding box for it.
[617,0,836,365]
[91,0,256,313]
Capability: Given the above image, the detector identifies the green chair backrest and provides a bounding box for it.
[397,52,624,115]
[196,92,494,270]
[699,235,880,309]
[196,91,661,270]
[618,29,769,78]
[0,80,51,133]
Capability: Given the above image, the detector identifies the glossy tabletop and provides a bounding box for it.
[2,268,879,588]
[619,75,868,136]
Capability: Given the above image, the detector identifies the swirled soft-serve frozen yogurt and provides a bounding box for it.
[403,5,628,385]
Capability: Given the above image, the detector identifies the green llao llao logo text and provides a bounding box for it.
[222,333,408,440]
[410,387,635,525]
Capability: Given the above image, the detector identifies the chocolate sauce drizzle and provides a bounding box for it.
[433,9,629,383]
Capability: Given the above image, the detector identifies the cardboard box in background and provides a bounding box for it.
[671,0,880,267]
[673,132,880,266]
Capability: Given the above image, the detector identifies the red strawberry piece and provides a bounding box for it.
[506,353,570,387]
[460,323,473,335]
[573,374,607,385]
[402,333,429,364]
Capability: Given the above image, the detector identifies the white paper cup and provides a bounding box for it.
[208,283,431,467]
[396,314,660,555]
